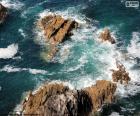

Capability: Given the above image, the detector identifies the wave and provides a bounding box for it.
[127,32,140,58]
[38,6,88,24]
[0,0,24,10]
[0,44,18,59]
[0,65,48,75]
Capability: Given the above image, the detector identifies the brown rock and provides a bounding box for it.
[99,28,116,44]
[111,61,131,84]
[20,80,116,116]
[0,4,8,24]
[83,80,117,113]
[38,15,78,59]
[22,83,70,115]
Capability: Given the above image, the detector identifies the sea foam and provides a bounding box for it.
[0,65,48,75]
[0,0,24,10]
[127,32,140,58]
[0,44,18,59]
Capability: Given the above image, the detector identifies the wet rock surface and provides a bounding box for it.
[0,4,8,24]
[99,28,116,44]
[21,80,116,116]
[111,62,131,84]
[38,15,78,59]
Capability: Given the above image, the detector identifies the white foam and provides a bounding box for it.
[0,65,48,75]
[66,54,88,72]
[71,75,96,90]
[18,28,26,38]
[32,80,75,95]
[58,43,73,63]
[0,44,18,59]
[0,0,24,10]
[109,112,122,116]
[38,6,87,24]
[127,32,140,58]
[28,69,47,75]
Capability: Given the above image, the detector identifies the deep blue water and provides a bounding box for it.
[0,0,140,115]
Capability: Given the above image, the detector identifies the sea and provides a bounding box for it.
[0,0,140,115]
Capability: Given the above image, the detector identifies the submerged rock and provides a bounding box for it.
[111,61,131,84]
[20,80,116,116]
[0,4,8,24]
[38,15,78,59]
[99,28,116,44]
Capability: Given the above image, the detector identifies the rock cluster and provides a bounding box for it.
[99,28,116,44]
[38,15,78,59]
[0,4,8,24]
[111,62,131,84]
[21,80,116,116]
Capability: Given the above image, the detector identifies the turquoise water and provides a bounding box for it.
[0,0,140,115]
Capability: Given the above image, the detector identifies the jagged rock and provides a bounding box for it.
[38,15,78,59]
[22,83,70,115]
[84,80,117,114]
[99,28,116,44]
[20,80,116,116]
[0,4,8,24]
[111,62,131,84]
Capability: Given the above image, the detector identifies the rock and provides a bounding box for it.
[0,4,8,24]
[38,15,78,59]
[99,28,116,44]
[20,80,116,116]
[22,83,70,115]
[111,61,131,84]
[83,80,117,114]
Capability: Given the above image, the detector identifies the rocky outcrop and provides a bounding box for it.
[20,80,116,116]
[84,80,117,114]
[111,62,131,84]
[99,28,116,44]
[38,15,78,59]
[0,4,8,24]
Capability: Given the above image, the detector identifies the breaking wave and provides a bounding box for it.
[0,44,18,59]
[0,65,48,75]
[127,32,140,58]
[0,0,24,10]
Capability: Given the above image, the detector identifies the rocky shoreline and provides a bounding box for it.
[20,80,116,116]
[14,14,132,116]
[18,61,131,116]
[0,4,8,24]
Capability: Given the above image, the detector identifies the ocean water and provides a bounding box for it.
[0,0,140,115]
